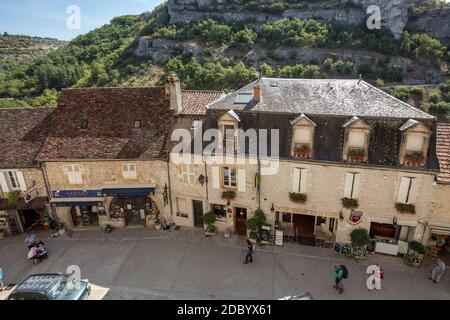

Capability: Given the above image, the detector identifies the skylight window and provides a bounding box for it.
[80,120,88,130]
[133,120,142,129]
[271,82,278,87]
[234,92,253,104]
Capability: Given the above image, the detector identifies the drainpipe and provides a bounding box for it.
[166,157,174,219]
[204,160,209,206]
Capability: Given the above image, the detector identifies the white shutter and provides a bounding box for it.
[406,134,423,152]
[294,127,311,144]
[211,166,220,189]
[348,131,365,148]
[238,169,246,193]
[16,171,27,192]
[0,172,9,193]
[352,173,361,199]
[397,177,410,203]
[292,168,301,193]
[343,173,354,198]
[407,178,417,204]
[299,169,308,194]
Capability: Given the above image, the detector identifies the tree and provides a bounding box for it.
[230,28,257,52]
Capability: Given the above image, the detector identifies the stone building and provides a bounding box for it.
[0,108,53,235]
[170,77,450,252]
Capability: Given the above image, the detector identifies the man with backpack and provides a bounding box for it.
[244,239,255,264]
[333,264,348,294]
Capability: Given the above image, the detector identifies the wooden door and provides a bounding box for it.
[193,200,204,227]
[235,208,247,236]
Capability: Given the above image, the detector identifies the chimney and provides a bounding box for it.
[165,74,182,115]
[253,85,261,103]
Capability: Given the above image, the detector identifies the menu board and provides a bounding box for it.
[275,229,283,246]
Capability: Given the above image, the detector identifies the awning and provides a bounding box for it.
[49,197,105,207]
[102,184,156,196]
[0,197,48,211]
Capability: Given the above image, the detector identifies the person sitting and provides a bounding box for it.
[28,245,39,266]
[24,233,38,249]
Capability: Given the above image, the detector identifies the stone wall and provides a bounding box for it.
[0,167,47,199]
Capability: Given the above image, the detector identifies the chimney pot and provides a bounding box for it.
[253,85,261,103]
[165,74,182,115]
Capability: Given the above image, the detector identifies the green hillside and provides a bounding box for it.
[0,2,449,114]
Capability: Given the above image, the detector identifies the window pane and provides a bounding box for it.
[230,169,237,187]
[348,131,365,148]
[282,213,291,223]
[406,134,423,152]
[294,127,311,144]
[8,172,18,189]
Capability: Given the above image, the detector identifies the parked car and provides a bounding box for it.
[279,291,314,300]
[7,273,91,300]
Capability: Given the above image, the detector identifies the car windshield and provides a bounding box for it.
[48,278,71,300]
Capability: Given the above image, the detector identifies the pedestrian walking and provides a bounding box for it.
[243,240,255,264]
[0,266,4,291]
[429,259,446,283]
[333,264,347,294]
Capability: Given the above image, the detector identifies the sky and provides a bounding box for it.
[0,0,165,40]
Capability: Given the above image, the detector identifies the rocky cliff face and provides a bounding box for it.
[167,0,421,39]
[407,7,450,45]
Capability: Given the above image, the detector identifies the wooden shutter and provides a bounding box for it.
[343,173,354,198]
[0,172,9,193]
[348,131,365,148]
[238,169,246,193]
[211,166,220,189]
[299,169,308,194]
[294,127,311,144]
[352,173,361,199]
[406,134,423,152]
[16,171,27,192]
[397,177,410,203]
[292,168,301,193]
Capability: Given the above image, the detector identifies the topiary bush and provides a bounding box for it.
[350,228,370,246]
[203,212,216,226]
[408,240,426,255]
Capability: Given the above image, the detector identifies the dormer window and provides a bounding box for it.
[399,119,431,167]
[343,117,371,163]
[290,114,316,159]
[80,119,88,130]
[218,110,240,155]
[133,120,142,129]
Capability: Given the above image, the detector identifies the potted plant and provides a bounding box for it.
[405,151,425,167]
[351,228,370,247]
[203,212,217,236]
[245,209,267,243]
[348,148,365,163]
[404,240,425,267]
[289,192,308,204]
[7,191,20,206]
[299,145,311,158]
[222,191,236,201]
[154,213,162,230]
[395,203,416,214]
[341,197,359,210]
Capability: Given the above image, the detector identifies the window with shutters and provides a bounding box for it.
[292,168,308,194]
[223,167,237,188]
[66,165,83,185]
[343,118,370,163]
[397,177,415,204]
[400,121,431,167]
[181,164,196,184]
[7,171,19,190]
[1,171,25,192]
[122,163,137,179]
[343,172,361,199]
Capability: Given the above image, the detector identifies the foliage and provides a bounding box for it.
[391,86,411,102]
[404,253,421,265]
[203,212,217,226]
[289,192,307,204]
[341,243,368,259]
[350,228,370,246]
[404,151,425,164]
[7,191,20,205]
[230,28,257,51]
[206,224,217,234]
[395,203,417,214]
[409,241,426,255]
[341,197,359,209]
[222,191,236,200]
[245,209,267,233]
[31,89,59,107]
[348,148,365,161]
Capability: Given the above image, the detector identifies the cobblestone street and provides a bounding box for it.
[1,227,449,300]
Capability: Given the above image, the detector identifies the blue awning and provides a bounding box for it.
[102,184,156,196]
[50,197,105,207]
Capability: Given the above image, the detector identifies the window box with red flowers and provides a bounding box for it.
[293,144,312,159]
[404,152,425,167]
[289,192,308,204]
[341,197,359,209]
[395,203,416,214]
[347,148,365,163]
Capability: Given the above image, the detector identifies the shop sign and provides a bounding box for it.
[24,187,38,204]
[52,190,102,198]
[275,206,338,219]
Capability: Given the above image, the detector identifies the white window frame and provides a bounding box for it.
[294,127,312,145]
[223,167,237,188]
[6,171,20,191]
[181,164,196,185]
[222,124,236,154]
[66,165,83,185]
[122,163,137,179]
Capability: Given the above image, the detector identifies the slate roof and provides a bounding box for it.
[436,122,450,183]
[0,108,54,168]
[37,87,173,161]
[180,90,223,116]
[207,78,435,120]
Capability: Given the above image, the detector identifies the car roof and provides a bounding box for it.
[12,273,65,294]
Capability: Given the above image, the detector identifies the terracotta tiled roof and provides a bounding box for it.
[180,90,223,116]
[436,122,450,183]
[37,87,173,160]
[0,108,54,168]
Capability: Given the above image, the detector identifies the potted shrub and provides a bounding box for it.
[405,151,425,166]
[404,241,425,267]
[341,197,359,209]
[222,191,236,201]
[351,228,370,247]
[7,191,20,206]
[348,148,365,163]
[341,243,368,260]
[299,145,311,158]
[395,203,416,214]
[289,192,307,204]
[245,209,267,243]
[203,212,217,236]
